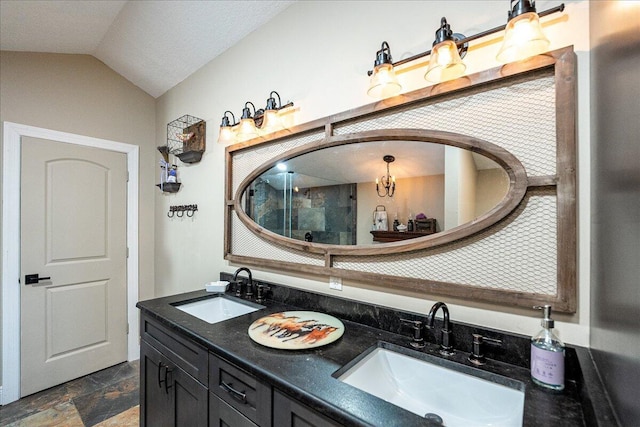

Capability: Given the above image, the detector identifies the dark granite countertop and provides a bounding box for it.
[137,285,616,427]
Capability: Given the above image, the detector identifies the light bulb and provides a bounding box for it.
[424,40,466,83]
[367,63,402,98]
[237,118,258,141]
[497,12,550,63]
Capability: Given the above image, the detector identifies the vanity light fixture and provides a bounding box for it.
[261,91,294,134]
[237,102,259,141]
[217,91,295,143]
[218,111,237,145]
[496,0,551,63]
[366,1,564,97]
[367,41,402,98]
[376,155,396,198]
[424,17,467,83]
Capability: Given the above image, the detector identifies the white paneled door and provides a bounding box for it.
[20,136,128,397]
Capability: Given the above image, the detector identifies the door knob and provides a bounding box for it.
[24,274,51,285]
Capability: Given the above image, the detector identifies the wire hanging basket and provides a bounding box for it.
[166,115,206,163]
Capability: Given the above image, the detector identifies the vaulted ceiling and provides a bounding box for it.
[0,0,295,98]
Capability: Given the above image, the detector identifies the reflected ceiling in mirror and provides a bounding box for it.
[241,139,510,247]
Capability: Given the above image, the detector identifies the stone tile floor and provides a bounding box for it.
[0,360,139,426]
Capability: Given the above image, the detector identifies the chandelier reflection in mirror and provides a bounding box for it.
[376,155,396,198]
[218,91,295,144]
[367,0,564,97]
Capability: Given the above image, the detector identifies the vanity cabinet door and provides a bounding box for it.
[141,340,172,427]
[141,340,208,427]
[273,390,341,427]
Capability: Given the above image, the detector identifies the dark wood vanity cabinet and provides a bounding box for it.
[139,312,341,427]
[139,314,208,427]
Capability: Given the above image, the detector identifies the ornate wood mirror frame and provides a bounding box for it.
[225,46,576,312]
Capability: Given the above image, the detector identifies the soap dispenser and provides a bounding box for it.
[531,305,565,390]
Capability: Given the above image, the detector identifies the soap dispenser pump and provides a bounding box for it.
[531,305,565,390]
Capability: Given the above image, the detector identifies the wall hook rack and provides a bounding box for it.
[168,204,198,218]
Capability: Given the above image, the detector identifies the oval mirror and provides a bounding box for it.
[236,132,526,252]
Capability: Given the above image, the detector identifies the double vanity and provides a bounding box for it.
[136,274,614,426]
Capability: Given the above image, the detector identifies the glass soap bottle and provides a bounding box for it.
[407,213,414,232]
[531,305,565,390]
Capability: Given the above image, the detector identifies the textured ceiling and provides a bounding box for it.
[0,0,295,98]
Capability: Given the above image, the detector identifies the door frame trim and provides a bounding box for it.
[1,122,140,404]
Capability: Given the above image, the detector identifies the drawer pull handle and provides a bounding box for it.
[158,362,173,394]
[221,381,247,404]
[164,367,173,394]
[158,362,165,389]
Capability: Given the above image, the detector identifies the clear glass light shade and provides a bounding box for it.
[424,40,466,83]
[218,125,236,144]
[367,63,402,98]
[260,110,282,134]
[496,12,550,63]
[237,118,258,141]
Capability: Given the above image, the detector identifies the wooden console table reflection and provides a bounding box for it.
[370,230,435,243]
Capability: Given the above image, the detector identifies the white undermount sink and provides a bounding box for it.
[337,344,525,427]
[174,295,263,324]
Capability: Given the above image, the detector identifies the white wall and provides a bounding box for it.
[155,1,592,345]
[476,169,510,217]
[356,175,445,244]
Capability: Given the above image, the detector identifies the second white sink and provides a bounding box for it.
[174,295,263,324]
[337,344,525,427]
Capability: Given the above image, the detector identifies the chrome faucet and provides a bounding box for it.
[426,302,454,356]
[232,267,253,298]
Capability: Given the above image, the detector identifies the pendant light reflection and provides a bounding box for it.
[496,0,550,63]
[376,155,396,198]
[424,18,467,83]
[367,42,402,98]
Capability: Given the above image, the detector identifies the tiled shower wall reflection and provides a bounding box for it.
[250,181,356,245]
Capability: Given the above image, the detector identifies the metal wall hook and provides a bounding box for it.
[186,204,198,217]
[167,204,198,219]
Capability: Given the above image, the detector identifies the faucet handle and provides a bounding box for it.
[467,334,501,365]
[255,283,271,303]
[468,334,486,365]
[439,329,454,356]
[234,280,244,297]
[245,280,254,299]
[400,319,426,349]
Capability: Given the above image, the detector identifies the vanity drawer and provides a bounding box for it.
[209,393,257,427]
[209,353,272,427]
[140,313,208,385]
